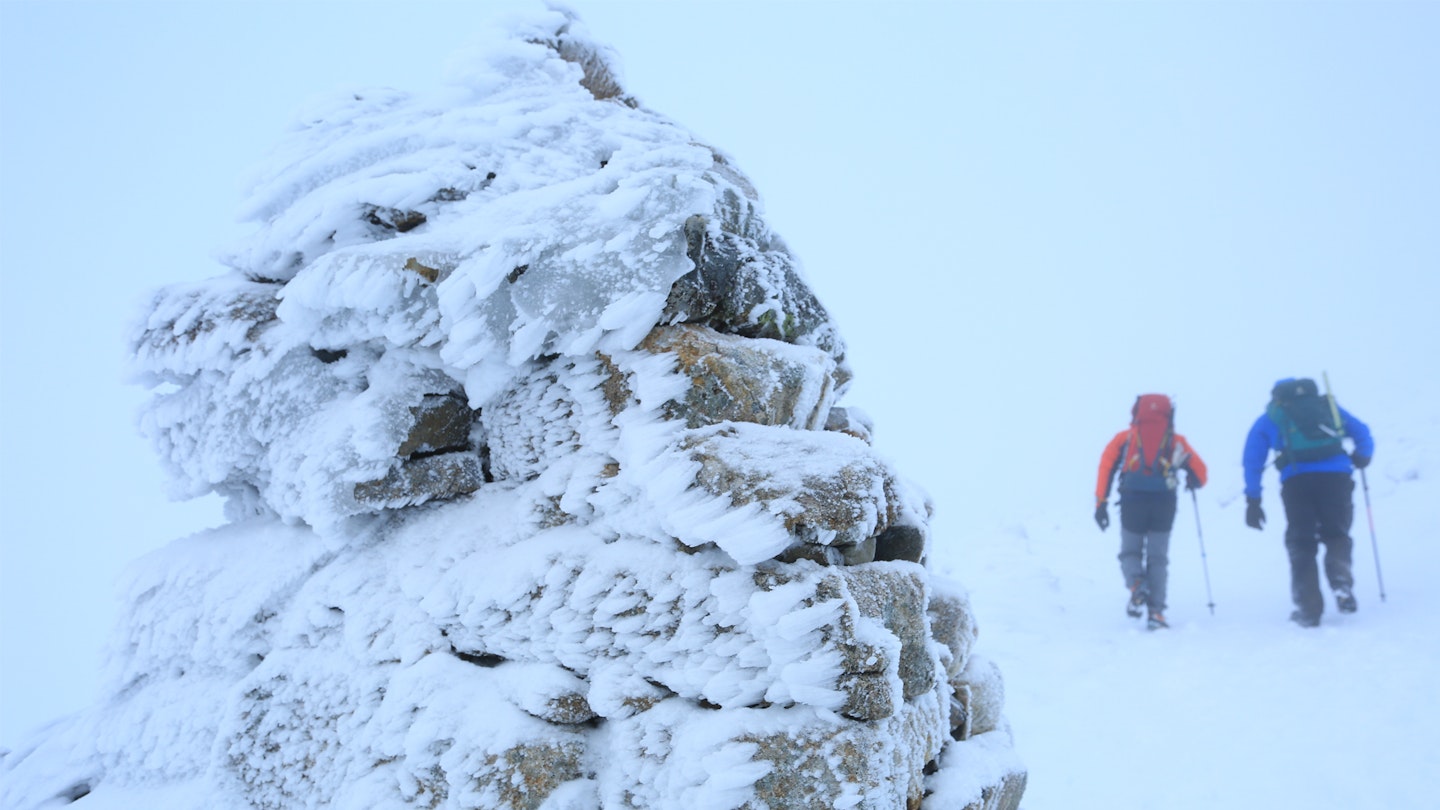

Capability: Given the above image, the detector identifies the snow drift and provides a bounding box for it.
[1,8,1022,809]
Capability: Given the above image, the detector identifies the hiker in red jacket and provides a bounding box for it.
[1095,394,1208,629]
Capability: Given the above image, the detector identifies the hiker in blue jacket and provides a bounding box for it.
[1243,377,1374,627]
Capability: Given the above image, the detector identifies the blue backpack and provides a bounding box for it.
[1267,378,1345,467]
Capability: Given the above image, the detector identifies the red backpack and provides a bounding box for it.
[1119,394,1177,493]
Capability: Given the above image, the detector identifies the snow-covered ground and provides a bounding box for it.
[933,402,1440,808]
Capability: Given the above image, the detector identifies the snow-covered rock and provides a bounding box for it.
[1,7,1023,810]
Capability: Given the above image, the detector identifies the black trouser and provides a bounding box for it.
[1280,473,1355,618]
[1117,492,1177,611]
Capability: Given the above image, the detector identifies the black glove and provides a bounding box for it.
[1245,497,1265,530]
[1185,471,1201,491]
[1351,452,1371,470]
[1094,502,1110,531]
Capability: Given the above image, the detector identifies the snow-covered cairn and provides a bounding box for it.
[2,10,1024,810]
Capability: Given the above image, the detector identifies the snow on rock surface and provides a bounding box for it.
[0,8,1022,810]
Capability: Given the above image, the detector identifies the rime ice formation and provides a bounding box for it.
[1,9,1024,810]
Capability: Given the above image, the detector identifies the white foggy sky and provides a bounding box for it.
[2,0,1437,746]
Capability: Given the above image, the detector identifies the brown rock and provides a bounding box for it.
[396,394,474,457]
[363,204,426,233]
[403,257,439,282]
[353,452,482,508]
[683,423,898,551]
[474,741,585,810]
[640,324,835,430]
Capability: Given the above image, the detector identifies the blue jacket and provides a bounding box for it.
[1243,401,1374,499]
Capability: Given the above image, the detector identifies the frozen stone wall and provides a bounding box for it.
[1,9,1023,810]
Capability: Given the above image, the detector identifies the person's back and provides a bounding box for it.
[1095,394,1207,629]
[1242,377,1374,626]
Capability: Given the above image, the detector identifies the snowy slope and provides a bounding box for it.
[932,391,1440,808]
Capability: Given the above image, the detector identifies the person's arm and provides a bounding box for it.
[1096,430,1127,505]
[1177,435,1207,487]
[1242,415,1275,499]
[1340,406,1374,465]
[1341,407,1374,457]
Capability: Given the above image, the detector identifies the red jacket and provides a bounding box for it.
[1096,429,1207,505]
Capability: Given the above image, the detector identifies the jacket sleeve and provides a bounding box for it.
[1176,435,1207,487]
[1340,407,1374,459]
[1096,430,1128,505]
[1242,414,1277,499]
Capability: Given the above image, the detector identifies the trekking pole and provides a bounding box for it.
[1190,488,1216,615]
[1359,468,1387,602]
[1325,372,1386,601]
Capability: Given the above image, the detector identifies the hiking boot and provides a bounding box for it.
[1146,611,1168,631]
[1127,580,1149,618]
[1335,587,1357,614]
[1289,610,1321,628]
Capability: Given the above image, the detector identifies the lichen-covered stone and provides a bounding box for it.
[396,394,474,457]
[601,693,948,810]
[682,423,900,551]
[743,696,947,810]
[639,323,837,430]
[482,741,586,810]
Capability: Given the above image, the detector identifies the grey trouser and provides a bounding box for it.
[1119,528,1171,612]
[1117,492,1178,612]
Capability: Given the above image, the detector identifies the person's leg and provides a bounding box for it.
[1118,498,1155,612]
[1315,474,1357,609]
[1118,527,1146,596]
[1140,495,1177,614]
[1144,530,1172,613]
[1281,476,1325,622]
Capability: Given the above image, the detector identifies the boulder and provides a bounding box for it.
[353,452,483,508]
[396,394,474,457]
[680,423,904,562]
[638,324,837,430]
